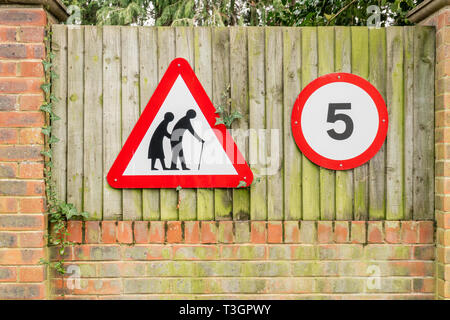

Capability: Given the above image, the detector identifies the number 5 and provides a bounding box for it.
[327,103,353,140]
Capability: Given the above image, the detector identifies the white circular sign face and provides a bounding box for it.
[291,73,388,170]
[301,82,379,161]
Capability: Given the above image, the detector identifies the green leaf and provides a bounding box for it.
[50,71,59,80]
[41,83,51,93]
[79,212,89,219]
[230,110,243,120]
[215,105,224,114]
[40,150,52,158]
[176,185,182,191]
[49,94,60,102]
[40,104,52,113]
[42,60,52,71]
[41,127,51,136]
[215,117,224,126]
[50,113,61,121]
[49,136,60,144]
[237,180,247,188]
[45,161,54,168]
[223,117,232,127]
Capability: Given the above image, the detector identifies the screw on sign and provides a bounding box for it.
[291,73,388,170]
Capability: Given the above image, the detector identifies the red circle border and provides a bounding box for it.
[291,72,388,171]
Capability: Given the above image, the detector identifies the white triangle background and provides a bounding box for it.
[123,76,238,176]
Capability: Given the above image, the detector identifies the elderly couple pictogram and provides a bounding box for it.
[148,109,205,171]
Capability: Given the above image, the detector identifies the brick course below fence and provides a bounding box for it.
[47,221,435,299]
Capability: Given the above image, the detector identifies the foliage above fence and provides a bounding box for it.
[62,0,423,27]
[51,25,435,221]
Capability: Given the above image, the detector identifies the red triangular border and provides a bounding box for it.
[107,57,253,188]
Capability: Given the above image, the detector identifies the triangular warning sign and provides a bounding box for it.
[107,58,253,189]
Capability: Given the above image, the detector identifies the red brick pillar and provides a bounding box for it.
[408,0,450,300]
[0,1,67,299]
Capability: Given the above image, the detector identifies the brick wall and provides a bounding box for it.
[0,7,48,299]
[416,4,450,300]
[48,221,435,299]
[435,6,450,302]
[0,2,444,300]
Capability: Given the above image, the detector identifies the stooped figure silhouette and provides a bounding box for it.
[170,109,204,170]
[148,112,174,170]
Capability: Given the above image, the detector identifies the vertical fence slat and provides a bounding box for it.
[212,27,233,220]
[103,26,122,220]
[230,27,250,220]
[83,26,103,220]
[386,27,404,220]
[334,26,353,220]
[318,27,335,220]
[301,27,319,221]
[413,26,435,220]
[351,27,369,221]
[121,26,142,220]
[158,27,178,221]
[67,26,84,212]
[248,27,267,221]
[139,27,160,221]
[266,27,283,221]
[194,27,214,220]
[283,27,302,221]
[51,25,67,203]
[175,27,197,221]
[369,27,387,220]
[403,26,415,220]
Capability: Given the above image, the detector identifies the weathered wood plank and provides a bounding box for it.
[317,27,335,220]
[66,26,84,212]
[230,27,250,220]
[369,27,387,220]
[265,27,283,221]
[175,27,197,221]
[158,27,178,221]
[139,27,160,220]
[194,27,214,220]
[413,26,435,220]
[121,26,142,220]
[51,25,67,203]
[334,26,353,220]
[212,27,233,220]
[351,27,369,221]
[301,27,319,221]
[248,27,267,221]
[403,26,414,220]
[83,26,103,220]
[283,27,302,220]
[386,27,404,220]
[103,26,122,220]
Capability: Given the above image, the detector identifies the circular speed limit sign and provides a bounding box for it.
[291,73,388,170]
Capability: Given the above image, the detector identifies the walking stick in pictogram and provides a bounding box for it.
[198,140,205,170]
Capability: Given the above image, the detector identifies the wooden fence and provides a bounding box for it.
[51,25,435,221]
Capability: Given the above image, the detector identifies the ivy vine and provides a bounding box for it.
[39,23,89,276]
[213,84,250,189]
[215,84,243,128]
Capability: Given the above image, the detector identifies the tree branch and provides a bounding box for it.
[326,0,358,26]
